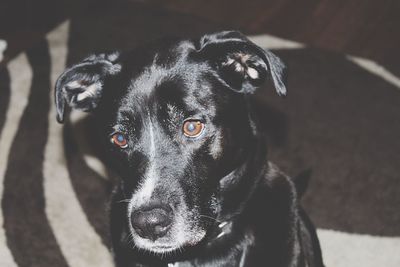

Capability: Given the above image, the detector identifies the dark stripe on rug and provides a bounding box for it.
[63,120,113,248]
[263,48,400,236]
[0,67,10,135]
[2,40,69,267]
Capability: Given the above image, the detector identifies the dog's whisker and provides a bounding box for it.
[125,231,138,249]
[218,221,228,228]
[216,231,226,239]
[116,199,131,203]
[199,214,222,224]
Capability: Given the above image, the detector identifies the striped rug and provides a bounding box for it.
[0,6,399,267]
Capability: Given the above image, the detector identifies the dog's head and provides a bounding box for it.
[55,31,287,255]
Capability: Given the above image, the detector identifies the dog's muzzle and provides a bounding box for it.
[130,203,173,241]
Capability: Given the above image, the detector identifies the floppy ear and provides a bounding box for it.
[54,52,121,123]
[197,31,287,95]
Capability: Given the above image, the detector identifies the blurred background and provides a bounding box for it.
[0,1,399,267]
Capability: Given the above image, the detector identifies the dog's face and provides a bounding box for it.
[55,31,287,254]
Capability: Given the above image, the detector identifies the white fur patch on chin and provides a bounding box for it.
[129,228,207,255]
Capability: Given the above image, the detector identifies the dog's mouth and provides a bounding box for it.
[126,180,214,255]
[130,226,207,254]
[140,244,181,254]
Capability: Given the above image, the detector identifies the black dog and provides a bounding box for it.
[55,31,323,267]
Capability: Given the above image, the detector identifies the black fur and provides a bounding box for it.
[55,31,323,267]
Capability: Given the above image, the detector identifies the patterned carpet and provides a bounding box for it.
[0,3,399,267]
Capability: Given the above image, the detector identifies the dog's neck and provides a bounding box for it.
[204,135,268,246]
[217,135,268,220]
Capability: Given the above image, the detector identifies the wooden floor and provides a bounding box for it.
[0,0,399,69]
[154,0,400,67]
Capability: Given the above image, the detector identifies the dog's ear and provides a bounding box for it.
[54,52,121,123]
[197,31,287,95]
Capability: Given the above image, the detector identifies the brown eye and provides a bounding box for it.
[111,133,128,148]
[183,120,204,138]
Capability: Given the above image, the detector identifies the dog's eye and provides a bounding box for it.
[110,133,128,148]
[183,120,204,138]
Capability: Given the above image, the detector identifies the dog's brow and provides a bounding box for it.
[118,109,134,118]
[128,65,167,96]
[166,104,184,120]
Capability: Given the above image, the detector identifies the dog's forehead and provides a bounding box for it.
[118,42,215,116]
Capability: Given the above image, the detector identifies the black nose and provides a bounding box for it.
[131,204,173,241]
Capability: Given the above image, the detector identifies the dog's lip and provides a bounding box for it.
[144,244,182,254]
[138,233,206,253]
[151,245,176,249]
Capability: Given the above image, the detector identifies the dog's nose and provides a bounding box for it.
[131,204,173,240]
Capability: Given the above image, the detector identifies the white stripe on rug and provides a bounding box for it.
[70,112,109,180]
[347,56,400,90]
[250,34,400,92]
[318,229,400,267]
[0,39,7,62]
[43,21,114,267]
[0,52,32,267]
[249,34,305,50]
